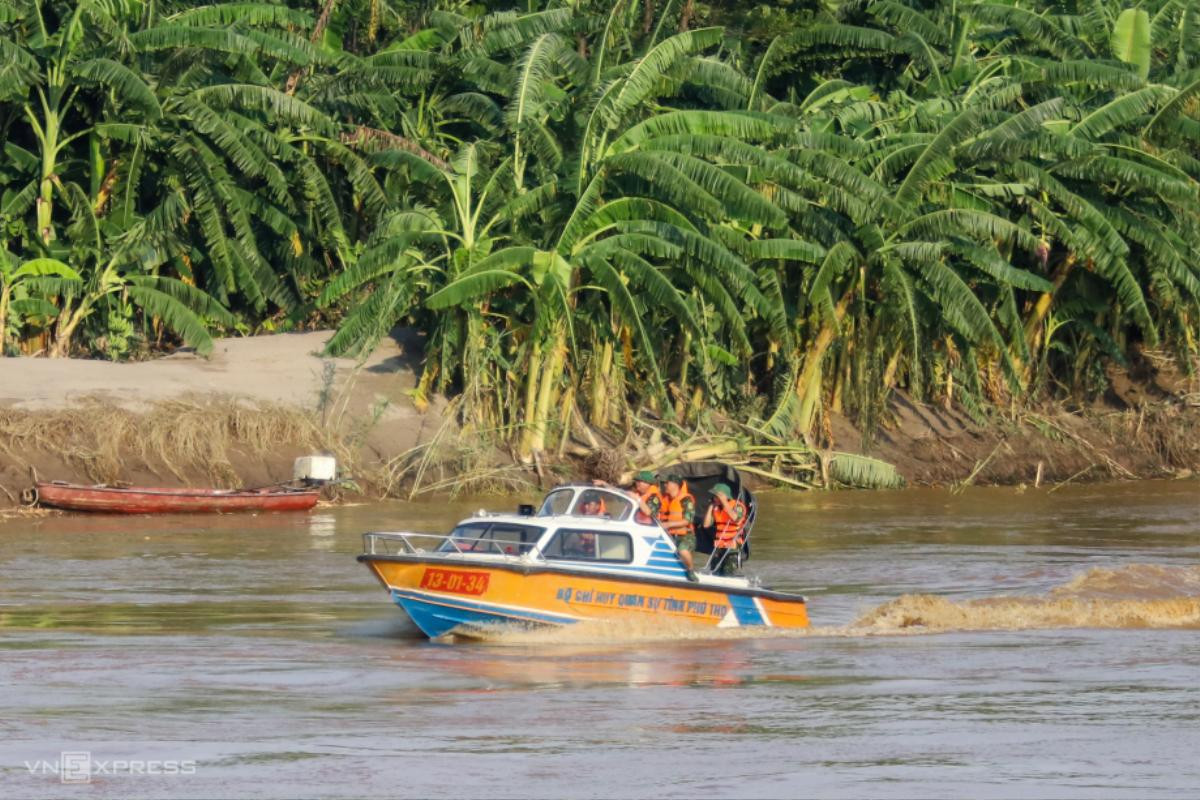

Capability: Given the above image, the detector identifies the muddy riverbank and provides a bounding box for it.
[1,331,1197,506]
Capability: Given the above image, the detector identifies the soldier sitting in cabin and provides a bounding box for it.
[576,490,606,517]
[562,531,595,558]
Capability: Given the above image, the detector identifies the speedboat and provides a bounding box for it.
[357,467,808,639]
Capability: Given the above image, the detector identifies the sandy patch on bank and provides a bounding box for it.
[0,331,455,500]
[1,330,422,413]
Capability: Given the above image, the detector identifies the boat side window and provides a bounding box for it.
[486,524,543,555]
[441,523,542,555]
[537,489,574,517]
[542,529,633,563]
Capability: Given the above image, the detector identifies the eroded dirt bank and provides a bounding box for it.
[0,330,452,506]
[837,349,1200,487]
[831,392,1199,489]
[1,331,1197,506]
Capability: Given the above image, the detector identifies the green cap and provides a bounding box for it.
[712,482,732,497]
[634,470,656,483]
[664,472,683,484]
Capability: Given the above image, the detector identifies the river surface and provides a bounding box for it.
[1,481,1198,798]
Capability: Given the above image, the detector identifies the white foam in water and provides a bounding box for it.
[458,563,1200,645]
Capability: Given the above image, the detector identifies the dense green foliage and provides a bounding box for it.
[2,0,1199,457]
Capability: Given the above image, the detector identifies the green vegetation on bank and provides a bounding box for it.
[2,0,1198,466]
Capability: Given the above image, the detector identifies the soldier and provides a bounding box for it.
[704,483,747,575]
[562,530,595,558]
[659,473,697,579]
[577,490,606,516]
[592,471,661,521]
[631,470,663,521]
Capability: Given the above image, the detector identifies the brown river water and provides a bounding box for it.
[1,481,1198,798]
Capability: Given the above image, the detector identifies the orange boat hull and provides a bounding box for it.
[35,482,319,514]
[361,556,809,637]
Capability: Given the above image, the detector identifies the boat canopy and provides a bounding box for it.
[654,461,757,558]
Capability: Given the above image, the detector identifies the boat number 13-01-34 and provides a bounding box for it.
[419,568,490,595]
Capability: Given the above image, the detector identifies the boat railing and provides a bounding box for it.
[363,531,539,559]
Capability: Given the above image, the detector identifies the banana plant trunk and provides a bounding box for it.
[529,328,568,458]
[0,287,10,356]
[882,347,902,390]
[49,301,88,358]
[795,291,853,436]
[1020,254,1076,385]
[1024,255,1076,349]
[519,339,543,461]
[37,112,60,245]
[519,326,568,461]
[674,331,691,422]
[589,337,614,430]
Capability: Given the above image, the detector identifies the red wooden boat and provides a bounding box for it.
[33,481,320,514]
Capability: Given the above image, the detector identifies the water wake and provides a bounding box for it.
[466,564,1200,644]
[1051,563,1200,599]
[853,564,1200,633]
[457,615,754,645]
[852,593,1200,632]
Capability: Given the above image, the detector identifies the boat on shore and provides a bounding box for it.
[358,467,808,638]
[32,481,320,514]
[28,456,336,514]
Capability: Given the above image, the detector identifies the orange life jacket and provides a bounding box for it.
[638,485,662,512]
[712,499,748,548]
[659,484,694,535]
[633,485,662,524]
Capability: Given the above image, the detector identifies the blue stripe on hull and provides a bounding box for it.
[726,593,766,626]
[390,589,575,638]
[565,563,687,578]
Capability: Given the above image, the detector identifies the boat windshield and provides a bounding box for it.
[538,489,574,517]
[537,487,634,520]
[437,522,543,556]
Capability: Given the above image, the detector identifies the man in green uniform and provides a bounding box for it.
[631,470,663,521]
[703,482,746,576]
[660,473,697,578]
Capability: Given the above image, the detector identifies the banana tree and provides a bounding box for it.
[0,254,77,355]
[0,0,162,250]
[0,1,354,341]
[33,176,237,356]
[319,143,525,414]
[38,260,236,358]
[34,237,237,358]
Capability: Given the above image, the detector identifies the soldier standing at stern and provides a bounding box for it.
[704,483,747,576]
[659,473,697,580]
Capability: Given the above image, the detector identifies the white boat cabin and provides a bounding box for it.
[363,484,747,585]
